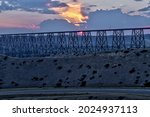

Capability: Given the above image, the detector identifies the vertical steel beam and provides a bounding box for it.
[96,31,108,53]
[112,30,126,50]
[131,29,145,48]
[57,33,67,55]
[81,31,93,54]
[46,33,55,55]
[0,35,2,55]
[68,32,79,55]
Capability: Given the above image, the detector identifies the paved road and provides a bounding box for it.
[0,88,150,96]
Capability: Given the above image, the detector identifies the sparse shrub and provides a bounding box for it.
[140,49,148,53]
[66,77,69,80]
[144,71,148,73]
[67,69,72,73]
[134,80,139,84]
[123,50,129,54]
[79,77,85,81]
[11,63,15,65]
[86,65,91,69]
[57,66,63,70]
[58,79,63,82]
[56,82,62,87]
[82,74,87,78]
[78,64,83,69]
[118,64,122,66]
[104,64,110,68]
[79,74,87,81]
[90,76,95,80]
[135,53,140,56]
[14,83,19,86]
[112,65,117,68]
[92,70,97,74]
[42,83,46,86]
[31,77,39,81]
[40,78,44,81]
[11,81,18,87]
[0,79,3,85]
[37,59,44,63]
[129,68,136,74]
[3,56,8,60]
[53,59,58,63]
[115,50,119,53]
[144,82,150,87]
[146,74,150,77]
[23,61,26,64]
[11,81,15,84]
[136,76,140,79]
[80,81,86,87]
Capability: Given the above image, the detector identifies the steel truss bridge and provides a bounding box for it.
[0,27,150,57]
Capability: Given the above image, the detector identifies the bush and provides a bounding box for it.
[144,82,150,87]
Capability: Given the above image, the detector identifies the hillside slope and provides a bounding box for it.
[0,48,150,88]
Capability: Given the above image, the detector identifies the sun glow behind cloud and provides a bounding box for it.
[50,2,88,26]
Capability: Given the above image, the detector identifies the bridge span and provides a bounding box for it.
[0,27,150,57]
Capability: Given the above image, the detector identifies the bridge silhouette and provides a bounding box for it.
[0,27,150,57]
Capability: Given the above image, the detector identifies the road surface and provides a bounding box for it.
[0,88,150,100]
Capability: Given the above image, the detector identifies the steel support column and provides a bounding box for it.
[112,30,126,50]
[46,33,55,55]
[96,31,108,52]
[81,32,93,54]
[131,29,145,48]
[57,33,67,55]
[68,32,79,55]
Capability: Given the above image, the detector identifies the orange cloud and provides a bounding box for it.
[50,3,88,26]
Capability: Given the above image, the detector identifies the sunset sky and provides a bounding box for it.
[0,0,150,33]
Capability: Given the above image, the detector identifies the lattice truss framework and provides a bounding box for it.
[0,28,148,57]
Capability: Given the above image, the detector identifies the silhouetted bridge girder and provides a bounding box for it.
[0,27,150,57]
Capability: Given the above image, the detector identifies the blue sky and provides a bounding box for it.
[0,0,150,33]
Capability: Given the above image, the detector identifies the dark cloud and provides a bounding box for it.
[127,11,135,14]
[0,0,67,14]
[134,0,143,1]
[84,9,150,29]
[89,5,97,7]
[39,19,77,32]
[0,0,18,11]
[49,1,68,8]
[138,6,150,11]
[72,0,78,2]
